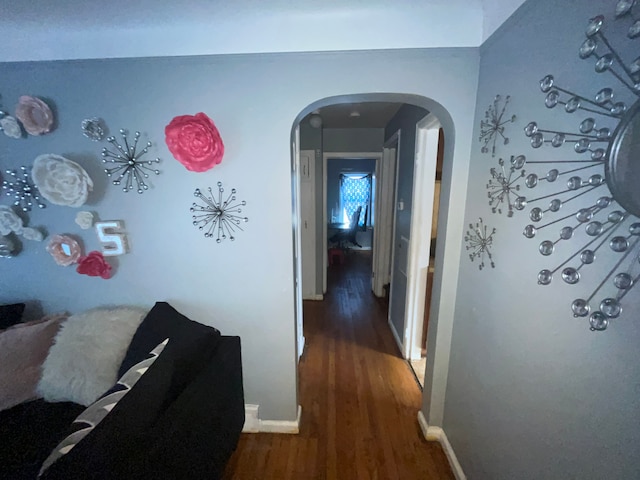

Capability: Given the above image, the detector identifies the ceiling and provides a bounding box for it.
[309,103,405,129]
[0,0,528,62]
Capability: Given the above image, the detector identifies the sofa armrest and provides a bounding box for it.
[141,336,245,479]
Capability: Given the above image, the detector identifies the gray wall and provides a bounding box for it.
[384,104,429,339]
[445,0,640,478]
[0,48,480,421]
[323,128,384,153]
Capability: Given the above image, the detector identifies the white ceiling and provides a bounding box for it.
[0,0,527,62]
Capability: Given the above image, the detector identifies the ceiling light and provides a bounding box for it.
[309,114,322,128]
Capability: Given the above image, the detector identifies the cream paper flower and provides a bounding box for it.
[0,205,24,235]
[0,115,22,139]
[32,154,93,207]
[21,227,44,242]
[75,211,94,230]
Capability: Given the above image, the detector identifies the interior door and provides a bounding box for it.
[300,150,316,300]
[372,140,399,297]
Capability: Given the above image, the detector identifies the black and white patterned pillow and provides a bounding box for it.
[38,338,169,477]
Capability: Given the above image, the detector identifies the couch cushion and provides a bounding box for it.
[0,315,66,412]
[39,338,169,477]
[118,301,220,377]
[0,302,26,329]
[39,322,221,479]
[37,306,148,406]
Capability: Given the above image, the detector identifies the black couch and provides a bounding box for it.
[0,302,245,480]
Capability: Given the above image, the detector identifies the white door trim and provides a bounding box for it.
[322,151,383,294]
[404,114,441,360]
[292,128,305,361]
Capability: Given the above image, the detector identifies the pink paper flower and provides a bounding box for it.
[15,96,54,136]
[165,113,224,172]
[46,235,82,266]
[76,251,112,279]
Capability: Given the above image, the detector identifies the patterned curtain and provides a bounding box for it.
[340,174,372,227]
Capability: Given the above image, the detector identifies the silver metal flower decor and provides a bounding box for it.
[518,1,640,330]
[101,129,160,194]
[191,182,248,243]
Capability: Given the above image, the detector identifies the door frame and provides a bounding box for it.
[291,127,305,361]
[403,114,441,360]
[322,151,382,294]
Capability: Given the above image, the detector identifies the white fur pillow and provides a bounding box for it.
[37,306,148,406]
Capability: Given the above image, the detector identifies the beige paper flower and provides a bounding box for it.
[75,211,94,230]
[32,154,93,207]
[0,205,24,236]
[15,96,54,136]
[46,234,82,266]
[21,227,44,242]
[0,115,22,139]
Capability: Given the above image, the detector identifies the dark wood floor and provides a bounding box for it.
[223,251,454,479]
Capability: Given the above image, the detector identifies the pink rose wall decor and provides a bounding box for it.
[15,96,54,136]
[165,113,224,172]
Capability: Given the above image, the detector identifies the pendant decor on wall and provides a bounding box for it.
[81,118,105,142]
[190,182,248,243]
[520,2,639,331]
[465,217,496,270]
[165,113,224,172]
[32,154,93,207]
[101,129,161,194]
[486,155,527,217]
[479,94,516,157]
[2,166,46,211]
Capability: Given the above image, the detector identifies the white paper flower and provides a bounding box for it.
[0,205,24,235]
[21,227,44,242]
[0,115,22,139]
[75,211,94,229]
[32,154,93,207]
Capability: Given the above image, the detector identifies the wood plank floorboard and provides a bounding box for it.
[223,250,454,479]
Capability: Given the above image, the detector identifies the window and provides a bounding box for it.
[339,173,374,227]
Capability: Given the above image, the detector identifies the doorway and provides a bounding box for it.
[291,92,460,432]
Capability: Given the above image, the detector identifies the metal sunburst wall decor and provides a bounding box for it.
[2,166,46,211]
[190,182,248,243]
[519,2,640,331]
[486,154,527,217]
[480,94,517,156]
[101,129,160,194]
[465,217,496,270]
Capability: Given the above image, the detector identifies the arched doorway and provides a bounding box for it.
[290,92,458,430]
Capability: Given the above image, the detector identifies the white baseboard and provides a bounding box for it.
[388,319,404,354]
[242,404,302,434]
[417,411,466,480]
[303,294,324,301]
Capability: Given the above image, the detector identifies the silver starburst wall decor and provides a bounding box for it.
[191,182,248,243]
[465,217,496,270]
[486,155,527,217]
[2,166,46,211]
[101,129,160,194]
[519,2,640,331]
[479,94,517,156]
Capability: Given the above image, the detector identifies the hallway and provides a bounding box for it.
[223,251,454,479]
